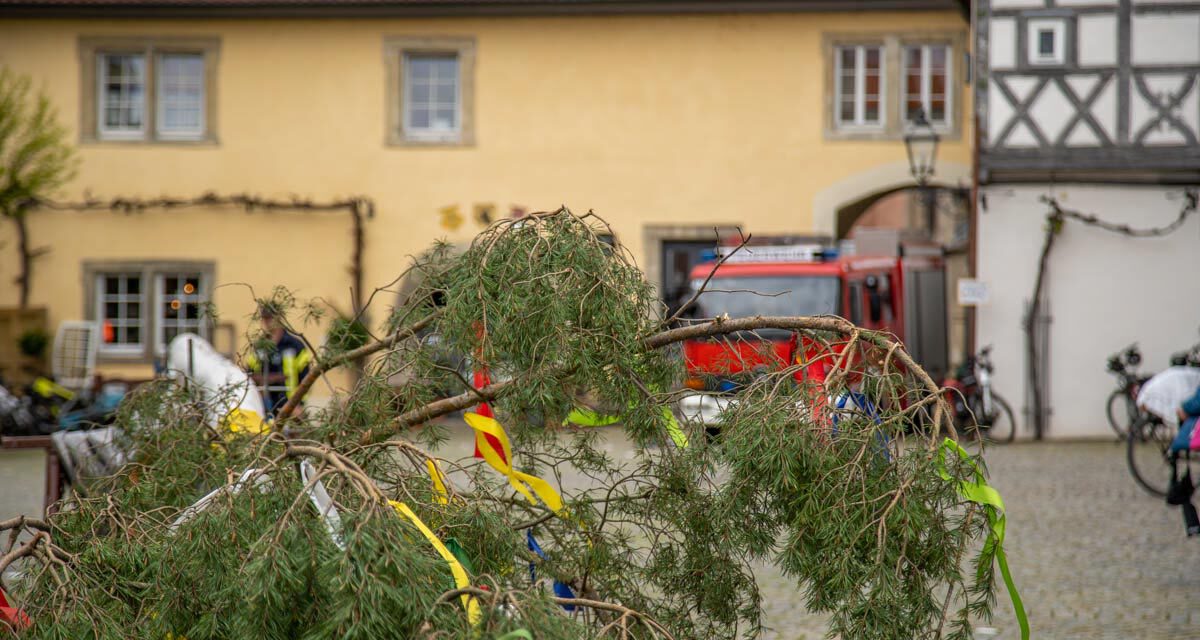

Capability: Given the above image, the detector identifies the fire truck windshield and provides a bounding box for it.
[690,276,841,319]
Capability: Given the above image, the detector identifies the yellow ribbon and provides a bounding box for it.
[426,458,451,505]
[937,439,1029,640]
[463,413,564,513]
[388,499,481,625]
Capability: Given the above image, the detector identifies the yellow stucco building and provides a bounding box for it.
[0,0,972,392]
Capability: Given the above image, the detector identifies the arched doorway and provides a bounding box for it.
[836,188,915,240]
[816,163,973,367]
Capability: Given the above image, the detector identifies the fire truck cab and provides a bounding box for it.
[677,238,949,426]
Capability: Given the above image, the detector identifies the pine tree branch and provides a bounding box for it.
[274,310,442,423]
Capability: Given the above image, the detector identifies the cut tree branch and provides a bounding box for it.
[275,311,441,423]
[354,314,952,445]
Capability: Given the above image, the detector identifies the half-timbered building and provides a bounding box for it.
[975,0,1200,438]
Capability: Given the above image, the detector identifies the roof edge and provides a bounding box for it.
[0,0,970,20]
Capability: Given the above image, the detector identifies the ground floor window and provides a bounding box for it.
[85,261,214,361]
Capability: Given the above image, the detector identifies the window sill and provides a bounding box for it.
[82,134,219,146]
[824,126,961,142]
[824,127,892,142]
[388,131,474,148]
[97,349,153,364]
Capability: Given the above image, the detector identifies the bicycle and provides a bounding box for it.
[1123,338,1200,498]
[1105,344,1151,438]
[943,346,1016,443]
[1125,413,1200,499]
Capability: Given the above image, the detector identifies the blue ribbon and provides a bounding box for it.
[832,392,891,462]
[527,530,577,611]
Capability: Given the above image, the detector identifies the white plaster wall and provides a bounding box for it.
[1077,14,1117,67]
[976,184,1200,439]
[1132,14,1200,65]
[990,17,1017,70]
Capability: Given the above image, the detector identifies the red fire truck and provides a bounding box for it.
[677,238,948,425]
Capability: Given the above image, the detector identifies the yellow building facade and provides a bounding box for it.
[0,1,972,390]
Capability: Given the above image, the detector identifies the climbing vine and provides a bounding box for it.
[1024,190,1198,438]
[24,192,374,316]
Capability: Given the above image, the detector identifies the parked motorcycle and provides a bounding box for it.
[942,346,1016,443]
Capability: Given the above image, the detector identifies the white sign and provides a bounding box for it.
[718,244,827,263]
[957,279,990,306]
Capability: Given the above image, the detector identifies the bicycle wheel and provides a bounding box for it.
[982,393,1017,444]
[1127,418,1174,498]
[1105,389,1131,437]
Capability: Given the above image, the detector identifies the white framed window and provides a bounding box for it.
[83,38,218,143]
[97,53,147,140]
[903,44,952,127]
[403,52,460,142]
[156,272,207,353]
[1028,19,1066,66]
[96,273,144,354]
[156,53,206,140]
[834,45,884,129]
[88,262,213,360]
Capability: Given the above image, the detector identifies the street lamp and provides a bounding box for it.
[904,109,940,236]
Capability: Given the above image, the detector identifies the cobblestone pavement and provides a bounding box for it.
[2,430,1195,638]
[976,441,1199,640]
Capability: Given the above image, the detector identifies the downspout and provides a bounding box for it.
[967,0,981,358]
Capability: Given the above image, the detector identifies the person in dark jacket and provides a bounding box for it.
[246,308,313,417]
[1168,386,1200,536]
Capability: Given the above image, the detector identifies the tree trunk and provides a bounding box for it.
[13,210,31,308]
[1024,212,1061,440]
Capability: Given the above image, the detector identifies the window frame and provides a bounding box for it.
[154,270,211,355]
[902,43,953,129]
[1027,19,1066,66]
[834,44,886,130]
[155,52,208,141]
[83,260,216,362]
[79,36,220,145]
[823,31,965,141]
[401,52,462,143]
[94,272,146,356]
[385,36,476,147]
[96,52,148,141]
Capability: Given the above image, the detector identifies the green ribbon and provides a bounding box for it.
[445,538,475,574]
[937,438,1029,640]
[563,406,688,449]
[495,630,533,640]
[563,407,622,428]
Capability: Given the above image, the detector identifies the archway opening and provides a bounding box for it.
[836,188,917,241]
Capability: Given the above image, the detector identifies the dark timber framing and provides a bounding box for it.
[977,0,1200,183]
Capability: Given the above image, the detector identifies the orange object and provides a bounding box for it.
[102,320,114,343]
